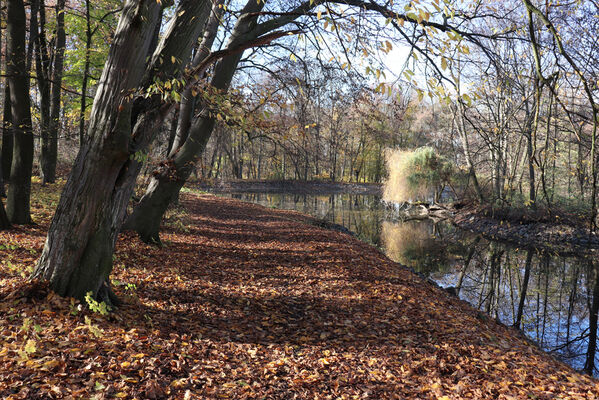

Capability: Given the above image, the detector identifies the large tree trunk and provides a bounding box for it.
[124,0,265,243]
[32,0,164,302]
[6,0,34,224]
[33,0,212,302]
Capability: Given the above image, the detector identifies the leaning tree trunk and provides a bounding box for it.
[124,115,217,243]
[33,0,212,302]
[124,0,266,243]
[123,59,243,244]
[6,0,34,224]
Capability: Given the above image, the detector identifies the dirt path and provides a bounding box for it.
[1,191,598,399]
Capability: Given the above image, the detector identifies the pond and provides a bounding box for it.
[215,191,599,375]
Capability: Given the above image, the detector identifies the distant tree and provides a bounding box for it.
[34,0,66,184]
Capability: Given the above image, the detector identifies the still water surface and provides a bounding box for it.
[217,191,598,374]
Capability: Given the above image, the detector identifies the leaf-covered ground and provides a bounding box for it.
[1,182,598,399]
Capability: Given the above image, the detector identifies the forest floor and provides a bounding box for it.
[1,180,598,399]
[454,204,599,257]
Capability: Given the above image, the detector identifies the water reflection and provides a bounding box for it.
[229,193,384,247]
[217,191,599,374]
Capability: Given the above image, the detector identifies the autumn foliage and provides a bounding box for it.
[0,182,598,399]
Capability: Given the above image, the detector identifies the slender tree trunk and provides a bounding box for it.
[1,80,11,183]
[0,20,5,196]
[79,0,92,146]
[43,0,66,184]
[456,100,484,202]
[34,0,54,185]
[525,100,536,206]
[6,0,34,224]
[26,0,38,71]
[166,109,179,155]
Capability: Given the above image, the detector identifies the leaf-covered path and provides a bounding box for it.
[1,187,598,399]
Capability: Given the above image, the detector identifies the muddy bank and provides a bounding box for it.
[453,205,599,257]
[192,179,382,195]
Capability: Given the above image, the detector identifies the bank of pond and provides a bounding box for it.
[209,190,599,375]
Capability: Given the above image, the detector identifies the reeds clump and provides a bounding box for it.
[383,147,453,203]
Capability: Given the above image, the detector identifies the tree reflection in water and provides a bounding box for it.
[221,191,599,374]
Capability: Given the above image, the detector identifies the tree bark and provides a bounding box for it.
[6,0,34,224]
[124,114,217,243]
